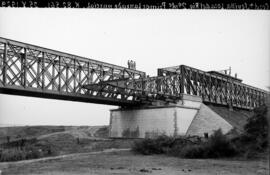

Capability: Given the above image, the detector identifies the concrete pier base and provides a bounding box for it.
[109,94,233,138]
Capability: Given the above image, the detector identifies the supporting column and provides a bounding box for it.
[109,94,202,138]
[109,94,235,138]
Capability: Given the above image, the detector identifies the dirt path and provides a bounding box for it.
[0,150,268,175]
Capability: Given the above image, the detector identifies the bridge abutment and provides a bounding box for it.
[109,94,233,138]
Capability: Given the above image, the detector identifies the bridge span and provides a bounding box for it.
[0,37,268,138]
[0,37,268,109]
[0,37,145,106]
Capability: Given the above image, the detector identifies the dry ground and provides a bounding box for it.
[0,150,268,175]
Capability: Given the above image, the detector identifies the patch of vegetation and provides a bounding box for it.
[0,126,133,162]
[0,141,58,162]
[133,130,237,158]
[174,129,237,158]
[232,105,268,158]
[132,105,268,159]
[132,135,175,155]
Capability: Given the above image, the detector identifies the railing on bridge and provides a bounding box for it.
[0,37,145,106]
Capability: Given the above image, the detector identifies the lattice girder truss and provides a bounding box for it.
[84,65,268,109]
[0,37,145,106]
[158,65,268,109]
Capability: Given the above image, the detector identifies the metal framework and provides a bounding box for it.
[0,37,268,109]
[158,65,268,109]
[84,65,268,109]
[0,37,145,106]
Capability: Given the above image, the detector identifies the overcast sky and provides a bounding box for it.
[0,9,269,126]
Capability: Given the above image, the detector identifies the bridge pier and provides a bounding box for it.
[109,94,233,138]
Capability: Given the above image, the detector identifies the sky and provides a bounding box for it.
[0,9,269,126]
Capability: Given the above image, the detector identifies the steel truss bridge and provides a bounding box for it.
[0,37,268,109]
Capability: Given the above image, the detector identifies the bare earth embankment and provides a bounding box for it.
[0,149,268,175]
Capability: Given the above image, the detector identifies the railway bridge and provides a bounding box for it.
[0,37,268,138]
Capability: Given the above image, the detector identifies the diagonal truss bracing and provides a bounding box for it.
[0,37,146,106]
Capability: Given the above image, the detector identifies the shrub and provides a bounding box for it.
[132,135,175,155]
[170,129,237,159]
[0,148,27,162]
[204,129,238,158]
[132,129,238,158]
[132,138,161,155]
[0,142,59,162]
[230,105,269,158]
[243,105,268,151]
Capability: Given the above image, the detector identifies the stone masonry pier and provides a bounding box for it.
[109,94,233,138]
